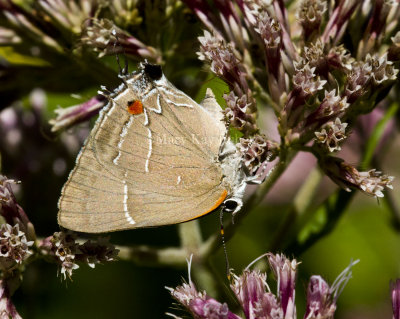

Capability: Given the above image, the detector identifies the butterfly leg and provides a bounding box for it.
[245,160,275,185]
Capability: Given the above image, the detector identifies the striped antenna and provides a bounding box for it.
[111,29,128,77]
[219,210,231,280]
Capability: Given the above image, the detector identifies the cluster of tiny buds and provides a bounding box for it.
[358,169,394,198]
[238,135,278,175]
[40,231,119,280]
[293,65,326,96]
[223,91,257,136]
[345,53,398,103]
[319,90,349,117]
[81,19,120,57]
[320,158,394,198]
[198,31,237,78]
[197,30,250,96]
[294,40,353,74]
[0,223,33,270]
[297,0,327,40]
[0,175,35,274]
[81,19,160,61]
[48,231,80,280]
[315,118,348,153]
[254,12,281,49]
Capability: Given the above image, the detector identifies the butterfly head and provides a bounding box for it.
[222,198,242,215]
[138,61,163,80]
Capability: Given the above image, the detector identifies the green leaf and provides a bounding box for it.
[297,206,327,244]
[0,47,50,67]
[194,75,229,108]
[362,102,399,167]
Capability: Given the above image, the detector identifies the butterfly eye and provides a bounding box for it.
[144,63,163,80]
[223,200,238,213]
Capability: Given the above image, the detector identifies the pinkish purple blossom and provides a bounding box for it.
[391,279,400,319]
[168,254,357,319]
[49,95,107,132]
[167,257,240,319]
[0,280,22,319]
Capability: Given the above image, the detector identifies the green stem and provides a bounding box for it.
[179,220,222,295]
[117,245,187,268]
[178,220,203,252]
[270,166,323,251]
[191,261,219,297]
[383,190,400,231]
[252,78,281,112]
[286,189,354,255]
[363,102,399,167]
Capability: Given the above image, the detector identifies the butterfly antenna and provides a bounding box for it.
[219,210,231,281]
[111,29,129,77]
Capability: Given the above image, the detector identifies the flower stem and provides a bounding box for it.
[117,245,187,268]
[270,166,323,251]
[178,220,203,252]
[286,189,354,255]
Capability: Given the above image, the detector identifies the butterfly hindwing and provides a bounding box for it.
[58,71,228,232]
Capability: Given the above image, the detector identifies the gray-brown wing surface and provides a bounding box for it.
[58,78,228,232]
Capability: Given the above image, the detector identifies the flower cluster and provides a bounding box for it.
[0,176,36,317]
[0,176,35,273]
[345,53,398,105]
[238,135,278,175]
[311,90,350,121]
[81,19,160,61]
[0,224,33,270]
[197,31,246,92]
[293,65,326,96]
[320,157,394,198]
[0,177,31,233]
[315,118,348,153]
[0,280,22,319]
[223,91,257,136]
[189,0,398,198]
[297,0,327,41]
[40,231,119,280]
[294,40,353,75]
[168,253,358,319]
[167,280,239,319]
[254,13,281,51]
[45,231,80,280]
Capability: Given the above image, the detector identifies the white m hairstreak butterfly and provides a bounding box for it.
[58,62,263,233]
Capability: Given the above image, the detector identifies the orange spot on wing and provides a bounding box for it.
[188,190,228,221]
[127,100,143,115]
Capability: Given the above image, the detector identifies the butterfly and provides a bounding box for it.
[57,62,263,233]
